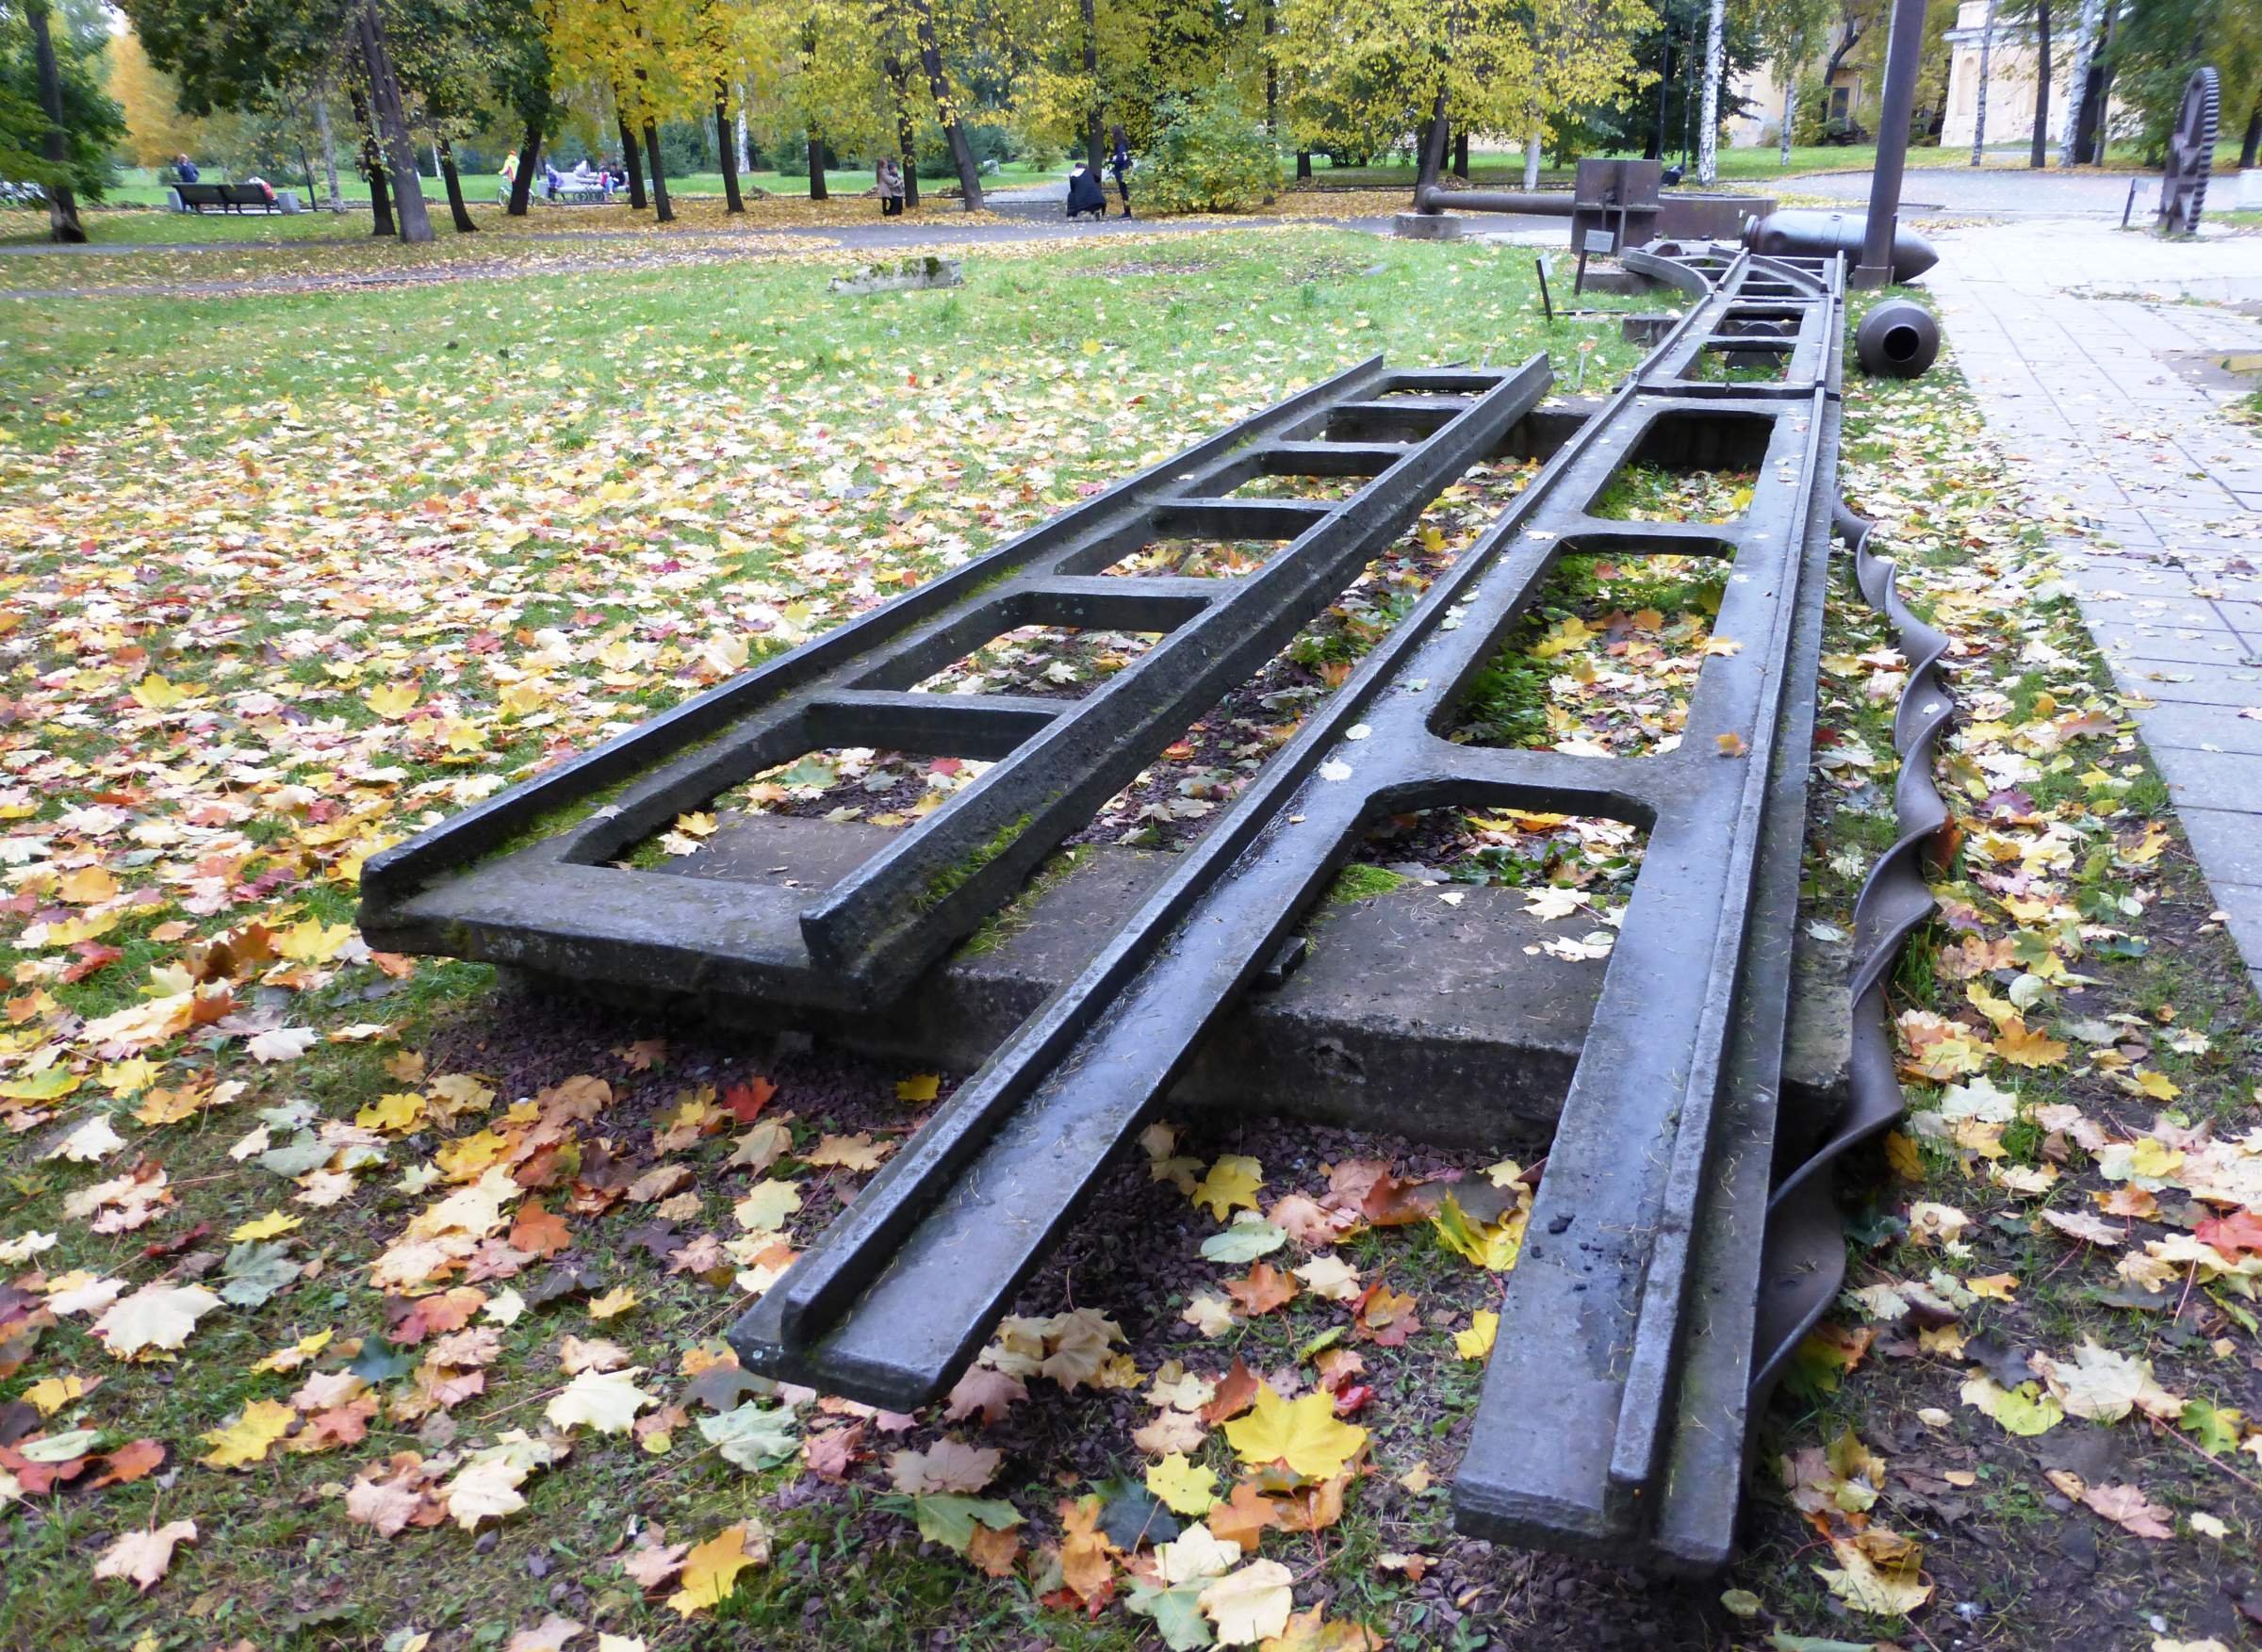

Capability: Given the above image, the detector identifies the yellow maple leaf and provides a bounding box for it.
[365,681,421,719]
[57,865,121,905]
[1222,1385,1368,1479]
[129,675,188,711]
[23,1373,92,1416]
[252,1330,334,1373]
[895,1072,941,1104]
[228,1210,303,1242]
[1453,1311,1500,1360]
[1992,1018,2069,1069]
[357,1092,429,1134]
[1191,1154,1263,1221]
[1145,1451,1220,1516]
[272,919,354,963]
[666,1521,767,1617]
[202,1398,297,1468]
[588,1286,640,1320]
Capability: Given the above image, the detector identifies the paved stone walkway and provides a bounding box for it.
[1928,221,2262,996]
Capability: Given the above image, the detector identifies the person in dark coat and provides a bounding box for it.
[1109,124,1132,218]
[174,154,200,183]
[1065,160,1107,221]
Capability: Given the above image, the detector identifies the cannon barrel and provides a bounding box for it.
[1743,208,1938,283]
[1415,185,1572,217]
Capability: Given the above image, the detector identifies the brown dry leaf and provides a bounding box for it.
[1057,1496,1118,1607]
[2081,1481,2174,1540]
[1223,1261,1298,1317]
[806,1132,893,1172]
[620,1539,691,1591]
[1201,1357,1262,1425]
[943,1366,1027,1427]
[91,1519,198,1592]
[886,1437,1002,1495]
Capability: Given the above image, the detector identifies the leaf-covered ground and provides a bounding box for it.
[1,225,2257,1652]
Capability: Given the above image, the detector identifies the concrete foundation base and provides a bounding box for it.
[507,813,1850,1151]
[1393,212,1465,241]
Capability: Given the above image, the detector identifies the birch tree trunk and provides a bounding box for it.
[2057,0,2103,165]
[1524,115,1542,188]
[1697,0,1727,185]
[1779,79,1796,165]
[2028,0,2051,169]
[1971,0,1995,164]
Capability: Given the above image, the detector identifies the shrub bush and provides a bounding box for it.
[1136,94,1279,215]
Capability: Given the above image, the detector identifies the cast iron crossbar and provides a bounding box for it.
[360,354,1551,1006]
[724,246,1846,1569]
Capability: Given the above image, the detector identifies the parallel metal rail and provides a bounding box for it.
[362,353,1551,1005]
[362,245,1853,1570]
[727,247,1847,1570]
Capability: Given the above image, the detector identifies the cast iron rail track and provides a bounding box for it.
[362,353,1551,1004]
[728,246,1848,1569]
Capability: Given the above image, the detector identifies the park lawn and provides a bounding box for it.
[1,228,2257,1652]
[79,160,1061,212]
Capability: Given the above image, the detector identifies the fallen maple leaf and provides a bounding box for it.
[666,1520,769,1617]
[887,1437,1001,1495]
[94,1283,221,1358]
[1198,1557,1295,1645]
[1222,1384,1367,1479]
[91,1518,197,1592]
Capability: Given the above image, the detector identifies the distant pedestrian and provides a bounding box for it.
[1066,160,1107,221]
[543,158,562,202]
[1109,124,1132,218]
[500,151,517,185]
[876,155,905,217]
[174,154,199,184]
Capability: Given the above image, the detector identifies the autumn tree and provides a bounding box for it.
[1748,0,1834,162]
[3,0,121,241]
[2106,0,2262,165]
[121,0,434,239]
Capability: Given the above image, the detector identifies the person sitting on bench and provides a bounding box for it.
[1066,161,1107,221]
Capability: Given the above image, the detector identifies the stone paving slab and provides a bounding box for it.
[1930,220,2262,979]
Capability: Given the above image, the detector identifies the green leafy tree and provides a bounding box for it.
[1136,88,1278,211]
[1,0,122,239]
[2105,0,2262,165]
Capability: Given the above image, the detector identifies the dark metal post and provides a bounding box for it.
[1855,0,1928,288]
[1535,257,1555,322]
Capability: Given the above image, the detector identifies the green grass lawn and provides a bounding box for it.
[76,160,1062,212]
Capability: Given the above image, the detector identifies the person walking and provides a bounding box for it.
[1108,124,1132,219]
[876,155,905,217]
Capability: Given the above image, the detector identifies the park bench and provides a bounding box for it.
[171,181,299,215]
[496,179,610,205]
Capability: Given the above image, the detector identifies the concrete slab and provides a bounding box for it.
[588,815,1858,1144]
[2174,808,2262,887]
[1930,218,2262,974]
